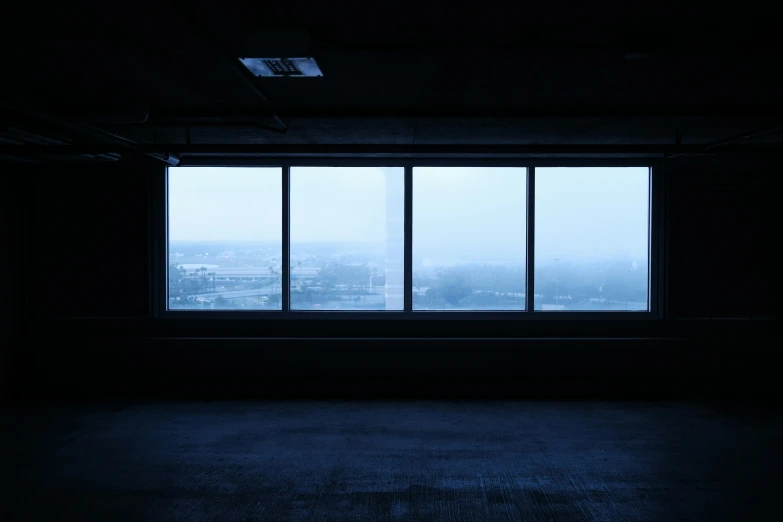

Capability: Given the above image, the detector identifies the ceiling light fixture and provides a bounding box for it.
[239,57,323,77]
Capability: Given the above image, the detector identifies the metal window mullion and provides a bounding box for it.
[282,165,291,312]
[526,167,535,312]
[404,165,413,312]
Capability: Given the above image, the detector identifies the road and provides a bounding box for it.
[199,288,279,299]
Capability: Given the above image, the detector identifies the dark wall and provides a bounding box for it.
[4,159,153,401]
[28,162,150,318]
[0,176,9,400]
[667,157,778,319]
[1,165,26,401]
[8,154,778,400]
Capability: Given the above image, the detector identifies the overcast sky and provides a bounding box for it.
[168,166,649,261]
[535,167,649,261]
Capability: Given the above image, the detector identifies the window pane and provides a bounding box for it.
[290,167,404,311]
[413,167,527,310]
[534,167,650,311]
[167,167,282,310]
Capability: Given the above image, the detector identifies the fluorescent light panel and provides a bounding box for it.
[239,57,323,77]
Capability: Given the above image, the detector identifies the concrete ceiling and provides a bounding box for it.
[2,0,783,149]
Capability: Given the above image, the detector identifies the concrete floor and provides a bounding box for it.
[1,401,781,521]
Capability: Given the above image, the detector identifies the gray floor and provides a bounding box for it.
[2,401,781,521]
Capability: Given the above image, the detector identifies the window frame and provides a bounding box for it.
[153,158,662,320]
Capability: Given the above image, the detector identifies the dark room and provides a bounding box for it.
[1,1,780,520]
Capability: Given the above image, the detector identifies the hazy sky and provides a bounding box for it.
[168,167,282,242]
[413,167,526,264]
[535,167,649,261]
[168,166,649,261]
[291,166,396,242]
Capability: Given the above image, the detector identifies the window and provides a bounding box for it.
[163,163,654,315]
[290,167,404,310]
[413,167,527,310]
[167,167,282,310]
[534,167,650,311]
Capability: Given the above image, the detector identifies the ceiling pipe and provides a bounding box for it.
[0,144,778,159]
[1,102,179,165]
[665,124,783,159]
[138,105,783,123]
